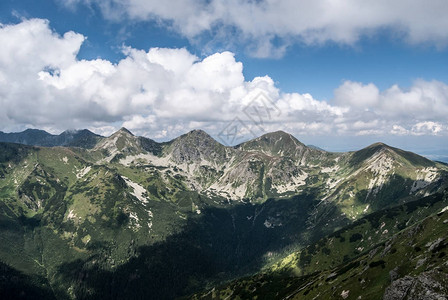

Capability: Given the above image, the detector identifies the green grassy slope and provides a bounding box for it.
[193,189,448,299]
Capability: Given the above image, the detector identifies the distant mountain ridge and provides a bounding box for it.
[0,128,102,148]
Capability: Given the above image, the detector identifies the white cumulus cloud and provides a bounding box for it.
[0,19,448,141]
[62,0,448,57]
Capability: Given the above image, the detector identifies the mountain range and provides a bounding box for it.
[0,129,102,149]
[0,128,447,299]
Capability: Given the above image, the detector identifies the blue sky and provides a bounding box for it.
[3,0,447,100]
[0,0,447,159]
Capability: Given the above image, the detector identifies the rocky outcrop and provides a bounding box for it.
[168,129,234,165]
[383,270,448,300]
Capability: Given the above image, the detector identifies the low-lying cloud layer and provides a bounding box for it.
[0,19,447,141]
[63,0,448,57]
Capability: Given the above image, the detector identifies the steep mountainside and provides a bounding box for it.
[0,128,447,299]
[195,189,448,299]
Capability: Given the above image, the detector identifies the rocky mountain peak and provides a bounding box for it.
[171,129,221,148]
[168,129,230,164]
[114,127,134,137]
[235,130,309,158]
[366,142,393,152]
[183,129,214,141]
[351,142,434,168]
[261,130,297,140]
[369,142,388,147]
[22,128,50,134]
[94,127,140,155]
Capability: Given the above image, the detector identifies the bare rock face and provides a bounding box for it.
[427,237,446,252]
[383,270,448,300]
[389,267,400,282]
[169,129,232,164]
